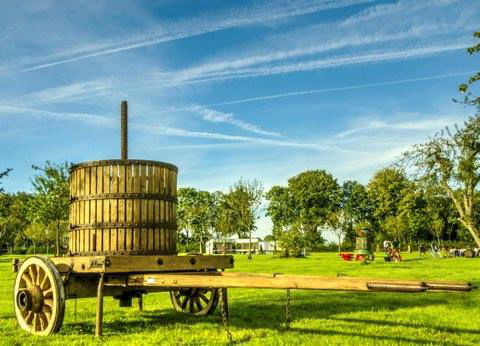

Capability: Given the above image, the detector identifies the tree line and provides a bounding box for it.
[1,111,479,256]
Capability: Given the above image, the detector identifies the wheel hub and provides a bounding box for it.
[16,286,44,313]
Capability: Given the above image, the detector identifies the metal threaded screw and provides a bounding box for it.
[121,100,128,160]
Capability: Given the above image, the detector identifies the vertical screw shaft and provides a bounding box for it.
[121,100,128,160]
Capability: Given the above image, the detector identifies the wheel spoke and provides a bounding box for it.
[40,269,49,290]
[43,288,53,299]
[44,298,54,308]
[39,312,47,331]
[42,305,52,320]
[180,296,189,310]
[28,266,37,286]
[198,293,209,304]
[32,313,39,332]
[37,312,47,330]
[188,298,195,313]
[194,297,203,312]
[25,311,34,324]
[21,273,33,287]
[35,265,42,285]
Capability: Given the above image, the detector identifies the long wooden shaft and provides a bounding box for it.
[126,272,474,293]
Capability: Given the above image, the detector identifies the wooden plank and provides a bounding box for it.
[126,228,133,251]
[51,255,233,274]
[133,228,140,251]
[154,228,159,251]
[159,167,165,194]
[148,228,154,251]
[124,273,427,292]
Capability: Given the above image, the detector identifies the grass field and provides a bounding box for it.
[0,253,479,345]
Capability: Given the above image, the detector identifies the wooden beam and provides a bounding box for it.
[125,272,474,293]
[51,254,234,274]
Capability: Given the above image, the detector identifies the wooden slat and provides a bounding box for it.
[153,228,162,251]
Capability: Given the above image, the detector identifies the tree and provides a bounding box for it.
[229,179,263,259]
[28,161,70,256]
[401,115,480,247]
[340,181,372,245]
[214,191,238,254]
[0,192,32,252]
[396,184,429,244]
[266,170,341,255]
[0,168,12,193]
[325,211,343,252]
[367,168,410,241]
[177,188,217,253]
[288,170,342,231]
[424,185,459,242]
[177,187,197,249]
[457,31,480,108]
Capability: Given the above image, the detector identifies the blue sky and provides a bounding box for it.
[0,0,479,237]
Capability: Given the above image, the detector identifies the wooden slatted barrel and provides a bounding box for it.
[69,159,178,256]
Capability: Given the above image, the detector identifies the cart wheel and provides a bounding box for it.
[13,256,65,335]
[170,288,219,316]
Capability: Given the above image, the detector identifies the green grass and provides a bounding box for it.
[1,253,479,345]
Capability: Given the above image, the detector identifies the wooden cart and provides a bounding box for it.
[12,102,476,337]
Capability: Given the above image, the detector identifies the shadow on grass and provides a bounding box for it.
[330,317,480,335]
[62,292,472,345]
[402,257,429,262]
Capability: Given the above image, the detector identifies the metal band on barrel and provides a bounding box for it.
[70,193,177,202]
[70,159,178,172]
[70,221,177,229]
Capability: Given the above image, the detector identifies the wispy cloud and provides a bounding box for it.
[0,104,333,151]
[158,0,477,86]
[5,0,374,73]
[167,42,470,85]
[336,116,462,138]
[15,78,119,106]
[12,0,476,105]
[149,70,474,115]
[0,105,113,125]
[186,104,281,137]
[135,123,334,151]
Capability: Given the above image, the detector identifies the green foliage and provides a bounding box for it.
[401,115,480,246]
[0,168,12,193]
[28,161,70,255]
[267,170,341,254]
[0,192,32,250]
[177,187,217,253]
[288,170,342,229]
[457,31,480,107]
[228,178,263,238]
[277,223,304,257]
[367,168,409,221]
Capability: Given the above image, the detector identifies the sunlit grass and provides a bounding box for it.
[0,253,479,345]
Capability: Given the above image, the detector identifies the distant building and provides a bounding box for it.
[206,235,276,254]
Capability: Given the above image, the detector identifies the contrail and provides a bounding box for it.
[209,71,476,106]
[153,71,475,114]
[15,0,375,73]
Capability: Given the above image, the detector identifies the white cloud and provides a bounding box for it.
[0,105,113,125]
[168,42,470,85]
[336,116,463,138]
[186,104,281,137]
[5,0,374,73]
[158,0,477,86]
